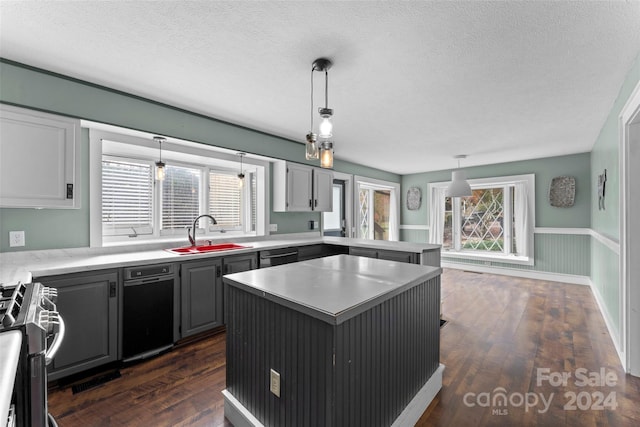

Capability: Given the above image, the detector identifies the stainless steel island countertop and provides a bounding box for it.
[223,254,441,325]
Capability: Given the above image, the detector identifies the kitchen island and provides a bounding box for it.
[222,255,443,427]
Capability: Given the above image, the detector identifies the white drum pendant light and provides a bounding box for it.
[446,155,472,197]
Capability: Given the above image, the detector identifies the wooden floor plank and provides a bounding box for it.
[49,269,640,426]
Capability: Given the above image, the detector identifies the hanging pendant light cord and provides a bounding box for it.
[310,66,314,132]
[324,69,329,109]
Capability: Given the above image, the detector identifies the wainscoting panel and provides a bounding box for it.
[591,236,621,339]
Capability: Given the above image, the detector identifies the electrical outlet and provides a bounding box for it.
[9,231,25,247]
[269,224,278,232]
[270,369,281,397]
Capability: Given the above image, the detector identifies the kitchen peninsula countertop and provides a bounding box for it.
[0,235,440,285]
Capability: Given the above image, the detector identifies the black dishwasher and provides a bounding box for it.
[122,264,176,362]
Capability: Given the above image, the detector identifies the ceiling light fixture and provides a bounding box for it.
[153,136,167,181]
[237,152,246,188]
[320,141,334,169]
[305,57,334,168]
[446,155,472,198]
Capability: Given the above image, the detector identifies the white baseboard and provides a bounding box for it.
[441,261,591,285]
[442,261,627,372]
[392,364,444,427]
[222,390,264,427]
[223,364,445,427]
[587,279,626,371]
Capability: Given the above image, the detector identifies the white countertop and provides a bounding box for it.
[223,254,441,325]
[0,235,440,286]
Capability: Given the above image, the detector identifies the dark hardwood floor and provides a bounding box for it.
[48,269,640,426]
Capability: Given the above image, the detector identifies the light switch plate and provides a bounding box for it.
[270,369,280,397]
[9,231,25,247]
[269,224,278,232]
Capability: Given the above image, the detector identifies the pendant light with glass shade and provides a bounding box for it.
[154,136,167,181]
[446,155,472,198]
[305,58,334,168]
[237,152,246,188]
[305,61,318,160]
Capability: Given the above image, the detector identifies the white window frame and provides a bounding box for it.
[101,155,156,237]
[354,175,400,241]
[429,174,535,265]
[89,126,268,247]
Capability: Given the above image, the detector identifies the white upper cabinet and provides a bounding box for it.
[312,167,333,212]
[273,161,333,212]
[0,104,80,208]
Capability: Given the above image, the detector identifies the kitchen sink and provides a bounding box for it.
[167,243,250,255]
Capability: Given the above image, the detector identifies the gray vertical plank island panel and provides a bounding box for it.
[223,255,443,427]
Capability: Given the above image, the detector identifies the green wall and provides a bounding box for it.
[590,53,640,241]
[589,51,640,342]
[0,59,398,252]
[400,153,592,276]
[401,152,592,230]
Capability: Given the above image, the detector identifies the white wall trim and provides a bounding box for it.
[588,229,620,255]
[442,261,591,285]
[399,224,429,230]
[533,227,620,254]
[327,171,354,238]
[619,78,640,376]
[533,227,591,235]
[588,278,625,371]
[355,175,401,241]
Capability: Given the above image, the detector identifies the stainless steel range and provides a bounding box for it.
[0,282,65,427]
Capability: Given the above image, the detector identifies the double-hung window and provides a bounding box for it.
[429,174,534,265]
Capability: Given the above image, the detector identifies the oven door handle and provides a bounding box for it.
[45,314,66,366]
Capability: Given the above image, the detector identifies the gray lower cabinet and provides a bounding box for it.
[180,253,258,338]
[180,258,223,338]
[223,253,258,274]
[37,270,118,381]
[377,249,416,263]
[349,246,417,263]
[298,244,349,261]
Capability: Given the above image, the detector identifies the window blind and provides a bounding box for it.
[102,159,153,235]
[208,171,242,229]
[162,165,201,230]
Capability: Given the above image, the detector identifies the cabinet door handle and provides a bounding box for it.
[109,281,117,298]
[314,199,318,207]
[309,199,312,208]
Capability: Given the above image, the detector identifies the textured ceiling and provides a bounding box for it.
[1,1,639,174]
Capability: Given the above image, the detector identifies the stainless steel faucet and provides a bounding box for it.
[188,214,217,246]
